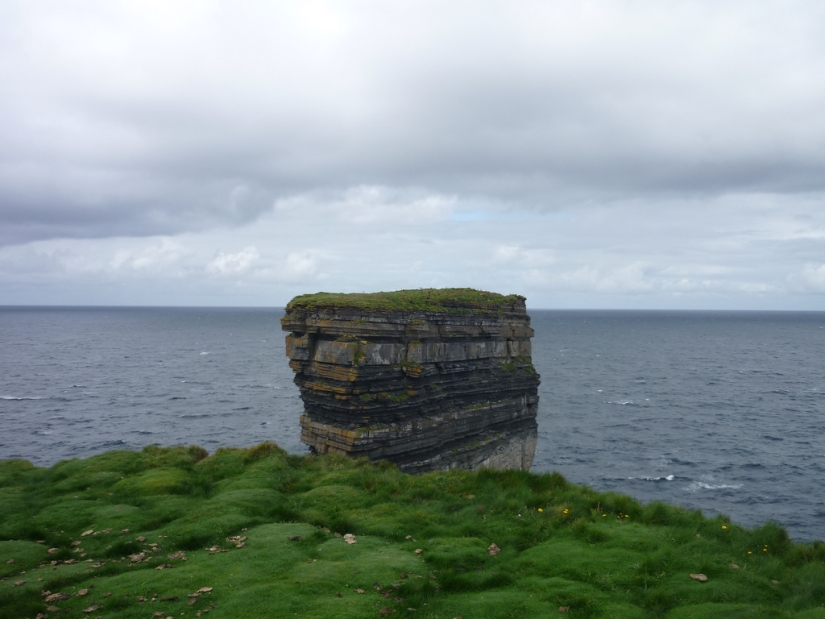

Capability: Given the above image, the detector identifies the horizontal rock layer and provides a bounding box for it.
[281,291,540,473]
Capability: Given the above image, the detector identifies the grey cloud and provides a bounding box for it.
[2,1,825,247]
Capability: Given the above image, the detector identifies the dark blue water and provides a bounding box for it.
[1,307,823,541]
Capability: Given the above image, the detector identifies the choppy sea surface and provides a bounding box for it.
[1,307,823,541]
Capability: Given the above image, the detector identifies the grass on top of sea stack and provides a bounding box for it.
[1,445,824,619]
[285,288,524,313]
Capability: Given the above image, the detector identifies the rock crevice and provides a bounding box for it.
[281,289,540,473]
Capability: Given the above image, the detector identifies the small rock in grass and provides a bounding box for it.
[334,532,342,537]
[379,607,394,616]
[355,589,365,594]
[161,595,179,602]
[6,559,13,564]
[82,605,101,613]
[48,548,59,555]
[487,543,501,556]
[559,606,570,612]
[81,530,94,537]
[13,581,25,587]
[414,549,422,555]
[772,580,780,585]
[730,563,740,569]
[71,541,81,547]
[344,533,357,544]
[288,536,303,541]
[690,573,708,583]
[136,536,146,542]
[153,613,165,618]
[46,606,59,612]
[77,588,89,596]
[103,592,112,597]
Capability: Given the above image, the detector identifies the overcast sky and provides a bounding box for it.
[1,1,824,309]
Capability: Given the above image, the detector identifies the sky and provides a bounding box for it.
[1,1,824,309]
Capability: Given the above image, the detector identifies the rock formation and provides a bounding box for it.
[281,288,540,473]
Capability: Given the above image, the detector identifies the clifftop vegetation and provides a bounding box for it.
[285,288,525,313]
[2,445,824,618]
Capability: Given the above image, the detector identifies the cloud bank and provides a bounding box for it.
[0,1,823,308]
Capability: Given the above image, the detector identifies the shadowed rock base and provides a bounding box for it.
[282,289,540,473]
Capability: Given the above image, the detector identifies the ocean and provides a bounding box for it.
[1,307,823,541]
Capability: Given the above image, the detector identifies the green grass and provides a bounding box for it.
[285,288,525,313]
[1,445,824,618]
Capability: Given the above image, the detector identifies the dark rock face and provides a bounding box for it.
[281,290,540,473]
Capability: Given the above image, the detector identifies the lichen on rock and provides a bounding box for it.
[281,288,540,473]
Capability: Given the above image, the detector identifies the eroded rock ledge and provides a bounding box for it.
[281,288,540,473]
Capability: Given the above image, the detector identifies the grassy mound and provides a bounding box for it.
[285,288,524,313]
[1,445,824,619]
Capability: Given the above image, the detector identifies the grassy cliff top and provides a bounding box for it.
[285,288,525,313]
[2,445,824,619]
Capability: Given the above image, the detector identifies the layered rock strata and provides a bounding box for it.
[281,289,540,473]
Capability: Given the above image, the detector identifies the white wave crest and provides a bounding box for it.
[686,481,743,492]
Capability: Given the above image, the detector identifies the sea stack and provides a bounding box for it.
[281,288,540,473]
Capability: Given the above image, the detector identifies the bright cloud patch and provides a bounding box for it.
[207,246,261,275]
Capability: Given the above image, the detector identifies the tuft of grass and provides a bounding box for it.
[1,444,824,619]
